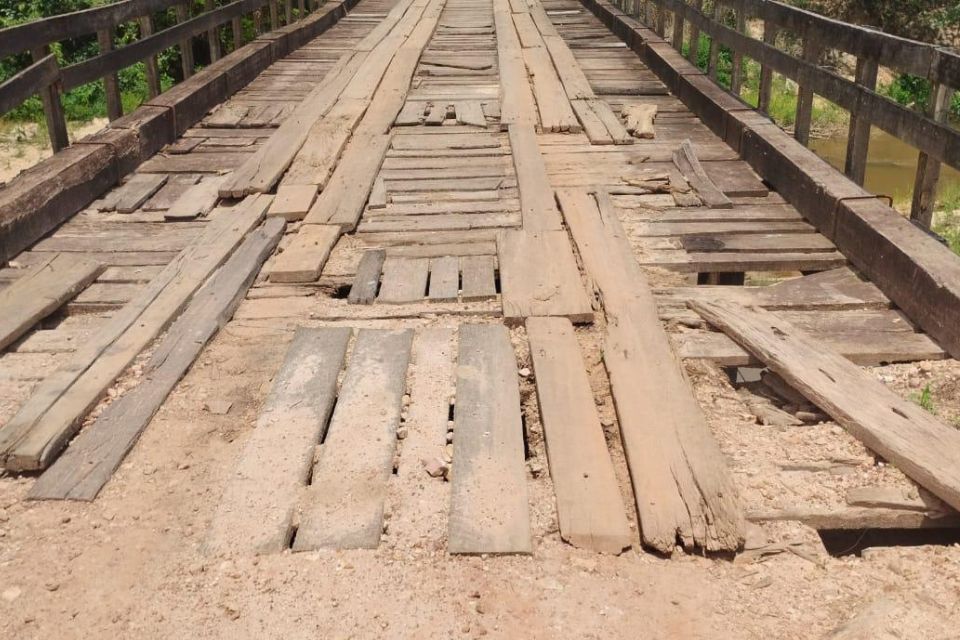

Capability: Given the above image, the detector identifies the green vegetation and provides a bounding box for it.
[914,384,936,413]
[1,1,258,128]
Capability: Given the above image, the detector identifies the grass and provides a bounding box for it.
[914,384,936,413]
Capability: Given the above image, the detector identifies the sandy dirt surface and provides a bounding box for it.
[0,119,108,184]
[2,313,960,639]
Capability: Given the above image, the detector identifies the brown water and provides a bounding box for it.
[809,129,960,207]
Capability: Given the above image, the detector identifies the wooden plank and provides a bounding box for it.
[526,317,632,554]
[293,328,414,550]
[691,300,960,514]
[494,0,538,128]
[498,229,593,324]
[378,256,429,303]
[557,189,744,553]
[0,194,272,472]
[348,249,386,305]
[114,174,168,213]
[267,184,318,221]
[428,256,460,302]
[204,326,352,553]
[570,98,613,145]
[268,224,341,283]
[449,323,532,555]
[508,125,563,230]
[624,104,656,139]
[673,140,732,209]
[522,47,580,133]
[460,255,497,301]
[0,254,103,352]
[29,218,286,501]
[163,175,227,220]
[589,98,632,145]
[455,100,487,127]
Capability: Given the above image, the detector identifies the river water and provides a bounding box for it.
[809,129,960,207]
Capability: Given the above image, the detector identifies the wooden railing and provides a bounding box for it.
[0,0,320,154]
[617,0,960,227]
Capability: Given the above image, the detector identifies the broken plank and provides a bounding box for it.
[455,101,487,127]
[348,249,386,305]
[526,317,632,554]
[449,323,532,554]
[558,188,744,553]
[673,139,733,209]
[29,218,285,501]
[691,299,960,514]
[164,175,227,220]
[204,326,351,553]
[0,254,103,352]
[624,104,657,139]
[293,328,414,551]
[114,174,168,213]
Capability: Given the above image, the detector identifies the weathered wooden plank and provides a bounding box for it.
[378,256,429,303]
[0,194,271,472]
[267,184,319,221]
[508,125,564,230]
[0,254,103,352]
[29,217,285,501]
[163,175,227,220]
[498,229,593,324]
[204,325,352,554]
[268,224,341,283]
[558,189,744,553]
[114,174,168,213]
[673,139,732,209]
[428,255,460,302]
[460,255,497,301]
[526,317,632,554]
[293,328,414,551]
[449,323,532,555]
[691,300,960,514]
[348,249,386,305]
[455,100,487,127]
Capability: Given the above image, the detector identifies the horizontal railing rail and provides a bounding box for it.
[622,0,959,227]
[0,0,318,153]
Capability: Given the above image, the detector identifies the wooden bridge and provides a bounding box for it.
[1,0,960,561]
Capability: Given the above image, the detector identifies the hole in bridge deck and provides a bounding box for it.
[818,528,960,557]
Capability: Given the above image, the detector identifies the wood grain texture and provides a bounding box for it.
[449,323,532,554]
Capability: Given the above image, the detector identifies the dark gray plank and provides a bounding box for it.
[347,249,386,305]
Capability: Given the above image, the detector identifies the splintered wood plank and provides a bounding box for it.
[348,249,386,305]
[494,0,538,128]
[268,184,318,221]
[0,195,272,472]
[293,328,414,551]
[204,326,351,554]
[498,230,593,324]
[30,219,285,502]
[558,189,744,553]
[522,47,580,133]
[396,101,427,125]
[268,224,341,283]
[673,140,733,209]
[526,317,632,554]
[164,175,227,220]
[0,254,103,352]
[460,255,497,301]
[624,104,657,139]
[691,300,960,514]
[455,101,487,127]
[570,99,613,145]
[378,257,430,303]
[508,125,564,230]
[429,256,460,302]
[115,174,168,213]
[449,324,532,554]
[589,99,633,145]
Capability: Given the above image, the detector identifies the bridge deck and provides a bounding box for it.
[1,0,960,635]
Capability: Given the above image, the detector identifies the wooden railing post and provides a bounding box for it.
[253,8,263,35]
[285,0,293,24]
[707,1,721,81]
[30,46,69,152]
[205,0,221,62]
[232,15,244,51]
[298,0,306,16]
[729,4,746,95]
[794,33,821,145]
[96,28,123,121]
[270,0,279,29]
[176,4,195,78]
[911,82,955,228]
[139,16,162,98]
[688,0,703,67]
[843,57,879,185]
[757,21,777,114]
[671,4,684,51]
